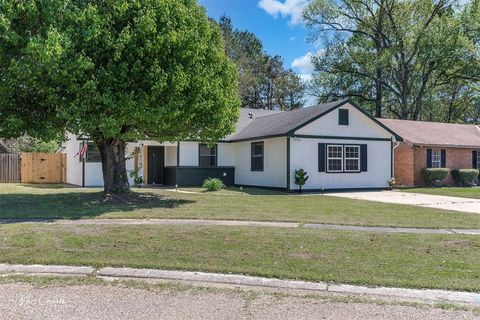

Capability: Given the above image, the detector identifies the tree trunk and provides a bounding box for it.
[97,138,129,194]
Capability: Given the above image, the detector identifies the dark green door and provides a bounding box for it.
[147,146,164,185]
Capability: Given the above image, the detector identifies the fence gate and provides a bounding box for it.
[21,153,66,184]
[0,154,21,182]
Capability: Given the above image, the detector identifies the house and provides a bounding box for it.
[378,119,480,187]
[62,99,403,191]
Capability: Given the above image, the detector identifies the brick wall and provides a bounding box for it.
[393,142,414,186]
[394,145,479,187]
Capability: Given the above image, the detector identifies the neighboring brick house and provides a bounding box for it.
[378,119,480,187]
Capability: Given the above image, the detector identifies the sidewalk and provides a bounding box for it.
[1,218,480,235]
[1,263,479,305]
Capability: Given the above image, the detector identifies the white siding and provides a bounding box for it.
[234,137,287,188]
[296,103,393,139]
[62,134,82,186]
[218,143,235,166]
[289,138,391,190]
[164,146,177,166]
[179,141,198,166]
[62,135,135,187]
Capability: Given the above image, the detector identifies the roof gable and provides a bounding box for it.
[227,100,401,142]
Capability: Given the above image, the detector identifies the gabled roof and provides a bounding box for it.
[227,99,401,141]
[378,118,480,148]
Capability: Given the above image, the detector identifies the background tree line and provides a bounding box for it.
[303,0,480,123]
[217,16,306,110]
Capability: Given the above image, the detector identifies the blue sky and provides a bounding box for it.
[198,0,316,81]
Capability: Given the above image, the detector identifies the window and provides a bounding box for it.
[251,142,264,172]
[86,143,101,163]
[339,109,349,125]
[327,145,343,172]
[477,152,480,169]
[431,149,441,168]
[344,145,360,172]
[199,144,217,167]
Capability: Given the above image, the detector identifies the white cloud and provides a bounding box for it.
[257,0,310,25]
[289,36,296,41]
[291,52,315,74]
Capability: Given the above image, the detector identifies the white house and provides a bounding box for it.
[62,100,402,191]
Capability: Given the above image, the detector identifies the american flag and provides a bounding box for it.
[76,143,88,159]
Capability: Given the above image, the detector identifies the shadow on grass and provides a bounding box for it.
[224,187,287,196]
[0,192,194,221]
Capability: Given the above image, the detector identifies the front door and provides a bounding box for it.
[147,146,164,185]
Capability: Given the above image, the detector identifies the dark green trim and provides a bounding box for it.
[286,99,403,141]
[294,135,392,141]
[338,109,349,125]
[176,142,180,166]
[286,137,290,191]
[164,166,234,186]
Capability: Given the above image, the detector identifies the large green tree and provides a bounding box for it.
[304,0,480,121]
[0,0,240,193]
[218,16,305,110]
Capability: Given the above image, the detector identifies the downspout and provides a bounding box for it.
[391,139,401,179]
[81,141,85,188]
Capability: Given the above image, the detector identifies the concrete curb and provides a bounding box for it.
[1,263,479,305]
[0,264,94,276]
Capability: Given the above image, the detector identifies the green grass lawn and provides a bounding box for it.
[403,187,480,199]
[1,223,479,292]
[1,183,480,228]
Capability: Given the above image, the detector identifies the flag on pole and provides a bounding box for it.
[75,143,88,159]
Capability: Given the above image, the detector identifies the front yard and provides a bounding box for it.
[1,184,480,229]
[1,223,480,291]
[403,187,480,199]
[2,183,480,292]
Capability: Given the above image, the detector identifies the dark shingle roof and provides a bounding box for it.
[227,100,348,141]
[378,118,480,148]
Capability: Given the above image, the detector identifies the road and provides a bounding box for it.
[0,282,477,320]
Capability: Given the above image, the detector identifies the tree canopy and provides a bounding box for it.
[218,16,306,110]
[0,0,240,192]
[304,0,480,122]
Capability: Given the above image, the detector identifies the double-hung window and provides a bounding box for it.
[344,145,360,172]
[477,152,480,169]
[251,142,264,172]
[431,149,442,168]
[199,144,217,167]
[327,145,343,172]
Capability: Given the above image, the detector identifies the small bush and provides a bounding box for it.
[294,168,309,192]
[202,178,225,191]
[452,169,479,186]
[423,168,450,186]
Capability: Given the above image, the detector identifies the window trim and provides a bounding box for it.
[431,149,442,168]
[324,143,363,174]
[344,145,361,173]
[326,144,344,173]
[251,141,264,172]
[198,143,218,168]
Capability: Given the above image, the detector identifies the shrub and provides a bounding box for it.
[452,169,479,186]
[202,178,225,191]
[294,168,309,192]
[423,168,450,186]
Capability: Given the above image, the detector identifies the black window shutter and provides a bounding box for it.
[441,149,446,168]
[426,149,432,168]
[318,143,326,172]
[339,109,349,125]
[360,144,368,172]
[473,151,478,169]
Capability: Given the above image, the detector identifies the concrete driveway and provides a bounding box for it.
[329,191,480,214]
